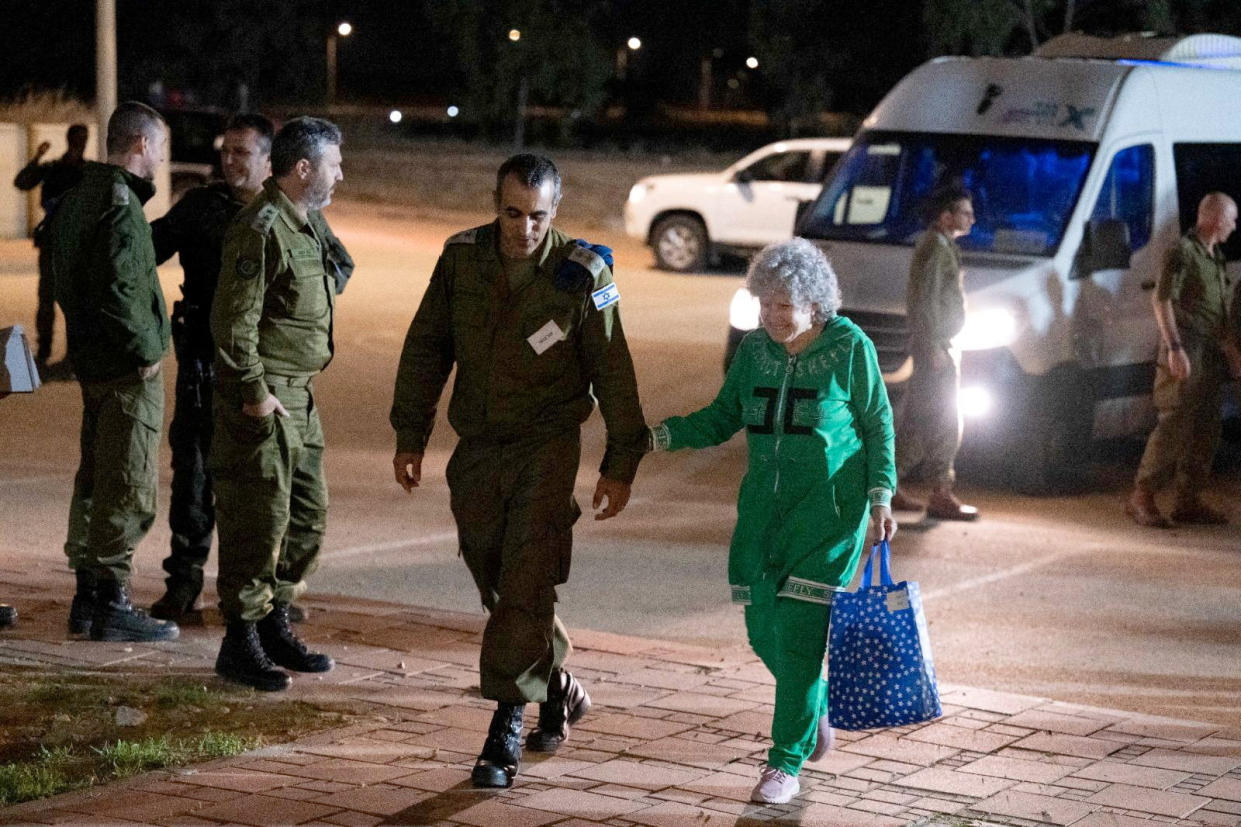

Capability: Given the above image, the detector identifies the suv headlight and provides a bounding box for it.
[952,307,1018,352]
[628,182,652,204]
[730,288,761,331]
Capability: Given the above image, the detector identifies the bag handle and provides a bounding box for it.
[860,540,894,589]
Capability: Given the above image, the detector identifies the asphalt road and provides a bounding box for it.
[2,198,1238,729]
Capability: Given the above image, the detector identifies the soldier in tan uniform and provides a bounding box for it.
[390,154,646,788]
[210,117,346,690]
[1126,192,1238,528]
[890,186,978,520]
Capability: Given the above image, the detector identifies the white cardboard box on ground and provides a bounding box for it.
[1,325,40,393]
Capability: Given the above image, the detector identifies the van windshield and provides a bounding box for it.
[799,131,1096,256]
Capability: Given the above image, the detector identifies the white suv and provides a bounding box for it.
[624,137,851,272]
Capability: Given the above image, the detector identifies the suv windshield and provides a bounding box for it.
[799,132,1096,256]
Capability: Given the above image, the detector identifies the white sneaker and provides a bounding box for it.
[809,715,835,761]
[751,765,800,804]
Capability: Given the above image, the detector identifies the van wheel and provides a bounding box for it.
[1008,366,1095,495]
[652,215,708,272]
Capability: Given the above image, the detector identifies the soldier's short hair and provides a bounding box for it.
[225,113,275,155]
[271,116,342,177]
[105,101,165,156]
[496,153,562,206]
[920,184,972,226]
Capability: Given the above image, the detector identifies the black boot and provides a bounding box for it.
[472,702,524,788]
[150,578,204,625]
[68,569,97,637]
[0,604,16,629]
[90,579,179,642]
[526,670,591,753]
[216,621,292,692]
[256,603,333,672]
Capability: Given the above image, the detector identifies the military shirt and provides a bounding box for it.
[905,230,966,357]
[48,161,169,382]
[1156,231,1230,345]
[390,223,647,484]
[211,178,338,405]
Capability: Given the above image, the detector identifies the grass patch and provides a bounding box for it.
[0,669,352,807]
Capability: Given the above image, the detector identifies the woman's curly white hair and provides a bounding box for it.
[745,237,841,324]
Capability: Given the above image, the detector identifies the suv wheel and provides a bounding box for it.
[652,215,708,272]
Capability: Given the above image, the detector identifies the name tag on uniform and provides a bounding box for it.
[591,283,620,310]
[527,320,565,355]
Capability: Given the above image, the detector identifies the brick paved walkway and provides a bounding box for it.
[0,568,1238,826]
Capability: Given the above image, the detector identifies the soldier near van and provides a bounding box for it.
[48,102,178,642]
[13,123,88,375]
[210,117,346,691]
[148,114,272,624]
[1126,192,1237,528]
[390,153,647,789]
[889,185,978,520]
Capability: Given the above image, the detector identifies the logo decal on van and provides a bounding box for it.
[999,101,1096,131]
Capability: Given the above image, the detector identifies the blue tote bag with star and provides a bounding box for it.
[827,540,942,730]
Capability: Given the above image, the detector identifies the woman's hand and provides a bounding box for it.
[868,504,896,545]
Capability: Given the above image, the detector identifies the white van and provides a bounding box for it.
[728,32,1241,491]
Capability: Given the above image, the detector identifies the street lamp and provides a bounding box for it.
[617,36,641,80]
[746,56,759,69]
[326,21,353,105]
[508,28,522,42]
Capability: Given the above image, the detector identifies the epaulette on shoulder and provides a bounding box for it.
[111,182,130,206]
[444,227,479,248]
[565,244,607,284]
[249,203,279,233]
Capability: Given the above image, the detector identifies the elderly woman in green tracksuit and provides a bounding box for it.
[649,238,897,806]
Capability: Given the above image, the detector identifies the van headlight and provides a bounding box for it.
[729,288,761,331]
[958,385,993,418]
[628,182,652,204]
[952,307,1018,352]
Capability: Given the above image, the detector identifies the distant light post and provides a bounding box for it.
[509,27,528,150]
[508,28,522,42]
[746,56,759,69]
[617,36,641,81]
[326,21,353,105]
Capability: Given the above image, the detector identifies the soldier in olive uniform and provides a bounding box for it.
[390,154,647,789]
[14,123,88,374]
[210,117,345,691]
[1126,192,1237,528]
[890,185,978,521]
[149,114,353,624]
[48,102,179,642]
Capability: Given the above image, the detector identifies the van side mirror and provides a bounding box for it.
[1077,218,1131,276]
[794,199,815,234]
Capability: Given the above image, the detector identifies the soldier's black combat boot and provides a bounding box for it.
[68,569,97,637]
[256,603,334,672]
[526,669,591,753]
[90,579,179,642]
[150,578,204,625]
[472,702,524,788]
[216,621,292,692]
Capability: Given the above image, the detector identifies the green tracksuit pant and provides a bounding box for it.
[210,380,327,622]
[447,429,580,704]
[745,577,832,775]
[64,372,164,582]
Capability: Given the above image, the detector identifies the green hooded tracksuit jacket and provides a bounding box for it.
[652,316,895,775]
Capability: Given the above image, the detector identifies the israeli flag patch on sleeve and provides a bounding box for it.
[591,282,620,310]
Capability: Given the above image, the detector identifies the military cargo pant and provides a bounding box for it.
[35,244,55,362]
[745,577,832,776]
[211,379,327,622]
[1136,342,1228,499]
[164,321,215,596]
[894,346,961,487]
[447,430,581,704]
[63,371,164,582]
